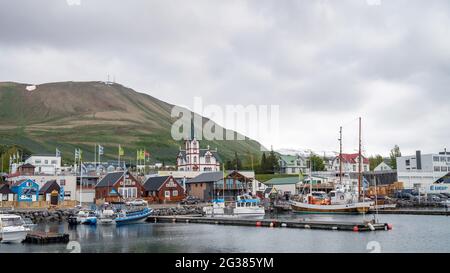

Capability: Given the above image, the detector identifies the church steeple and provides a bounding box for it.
[190,117,196,140]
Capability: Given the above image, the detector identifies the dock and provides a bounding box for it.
[373,209,450,216]
[148,215,392,232]
[24,231,70,244]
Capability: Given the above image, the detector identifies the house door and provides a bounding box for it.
[164,191,170,199]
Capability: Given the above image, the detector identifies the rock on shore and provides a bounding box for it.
[151,205,205,216]
[0,209,77,223]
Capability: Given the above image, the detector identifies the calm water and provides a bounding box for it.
[1,213,450,253]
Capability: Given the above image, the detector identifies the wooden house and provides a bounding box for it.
[39,180,61,201]
[0,184,15,202]
[143,176,185,203]
[10,179,39,202]
[95,171,145,202]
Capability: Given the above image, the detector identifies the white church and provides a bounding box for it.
[176,137,221,172]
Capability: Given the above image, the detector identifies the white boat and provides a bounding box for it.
[76,210,97,225]
[291,189,372,214]
[203,195,265,216]
[0,214,30,243]
[98,209,116,225]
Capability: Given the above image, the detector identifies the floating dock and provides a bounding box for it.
[373,209,450,216]
[24,231,70,244]
[148,216,392,232]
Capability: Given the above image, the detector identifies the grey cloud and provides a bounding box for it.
[0,0,449,156]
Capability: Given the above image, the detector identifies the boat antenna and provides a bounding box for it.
[358,117,362,202]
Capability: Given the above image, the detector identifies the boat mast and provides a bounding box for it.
[358,117,362,202]
[339,126,343,185]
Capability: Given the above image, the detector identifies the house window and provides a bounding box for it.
[60,179,66,186]
[45,160,48,164]
[433,156,440,162]
[51,160,57,164]
[442,167,448,172]
[353,165,356,172]
[35,160,41,164]
[173,190,178,197]
[194,157,197,163]
[405,159,410,166]
[206,156,211,164]
[118,187,137,198]
[165,191,170,198]
[434,166,441,172]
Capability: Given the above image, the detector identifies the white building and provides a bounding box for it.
[176,138,221,172]
[278,155,308,174]
[24,155,62,175]
[331,154,369,173]
[374,162,392,172]
[397,150,450,189]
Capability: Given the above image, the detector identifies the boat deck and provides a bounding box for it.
[147,215,391,232]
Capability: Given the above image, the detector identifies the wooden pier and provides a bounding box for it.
[24,231,70,244]
[148,215,392,232]
[374,209,450,216]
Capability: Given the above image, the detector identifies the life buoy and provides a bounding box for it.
[340,195,345,200]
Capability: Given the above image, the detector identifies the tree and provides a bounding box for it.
[309,154,325,172]
[369,155,384,171]
[267,149,279,173]
[258,152,267,173]
[0,144,31,173]
[225,153,243,171]
[389,145,402,169]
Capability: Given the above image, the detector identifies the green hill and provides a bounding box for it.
[0,81,263,165]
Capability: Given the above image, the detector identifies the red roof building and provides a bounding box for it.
[332,153,370,173]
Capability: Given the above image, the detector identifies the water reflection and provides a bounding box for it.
[1,214,450,253]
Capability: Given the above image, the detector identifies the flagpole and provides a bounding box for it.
[94,143,97,173]
[80,159,83,207]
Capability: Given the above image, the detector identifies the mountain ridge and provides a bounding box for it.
[0,81,263,164]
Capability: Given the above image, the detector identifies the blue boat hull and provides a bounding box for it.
[115,208,152,225]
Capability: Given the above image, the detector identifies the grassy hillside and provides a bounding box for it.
[0,81,263,164]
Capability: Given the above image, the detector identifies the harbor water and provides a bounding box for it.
[1,213,450,253]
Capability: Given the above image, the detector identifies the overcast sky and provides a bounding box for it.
[1,0,449,156]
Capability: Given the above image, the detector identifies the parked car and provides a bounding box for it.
[126,199,148,206]
[439,193,450,199]
[394,191,414,200]
[426,194,442,203]
[180,196,201,205]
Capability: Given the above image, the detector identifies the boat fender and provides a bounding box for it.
[386,223,393,230]
[186,219,189,223]
[368,223,375,231]
[172,218,176,223]
[281,223,287,228]
[269,222,274,228]
[353,226,359,232]
[304,225,310,229]
[215,221,219,225]
[340,195,345,200]
[332,227,338,230]
[256,221,262,227]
